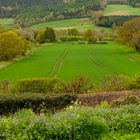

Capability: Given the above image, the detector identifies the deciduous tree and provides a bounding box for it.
[0,31,27,60]
[117,17,140,52]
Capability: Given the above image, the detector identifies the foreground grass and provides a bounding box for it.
[0,104,139,139]
[104,4,140,15]
[0,41,140,83]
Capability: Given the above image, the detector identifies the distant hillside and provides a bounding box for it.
[107,0,140,7]
[0,0,63,18]
[104,4,140,15]
[0,0,105,27]
[0,0,63,6]
[0,0,104,18]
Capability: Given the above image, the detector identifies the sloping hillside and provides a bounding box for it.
[0,0,104,18]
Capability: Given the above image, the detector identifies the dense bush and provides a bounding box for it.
[0,104,139,139]
[17,28,36,42]
[78,90,140,107]
[84,29,104,44]
[102,133,140,140]
[0,31,27,60]
[12,78,64,94]
[94,74,140,92]
[0,80,11,93]
[84,29,97,43]
[111,96,140,107]
[68,28,79,36]
[63,77,93,94]
[94,75,131,92]
[103,31,115,41]
[0,93,77,115]
[44,27,56,42]
[128,74,140,89]
[95,15,139,27]
[35,30,45,43]
[60,36,83,41]
[36,28,56,43]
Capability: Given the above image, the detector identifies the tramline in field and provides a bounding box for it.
[0,41,140,83]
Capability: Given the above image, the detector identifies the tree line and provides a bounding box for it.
[0,0,105,27]
[107,0,140,7]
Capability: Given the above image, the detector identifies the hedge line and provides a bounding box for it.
[95,15,140,27]
[12,78,63,94]
[0,93,77,115]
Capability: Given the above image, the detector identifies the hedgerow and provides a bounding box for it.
[0,93,77,115]
[12,78,64,94]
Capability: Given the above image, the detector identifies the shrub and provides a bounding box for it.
[94,74,140,92]
[60,36,83,41]
[12,78,64,94]
[95,75,130,92]
[16,28,35,42]
[63,77,93,94]
[111,96,140,107]
[103,133,140,140]
[0,93,77,115]
[35,30,45,44]
[36,28,56,43]
[0,107,107,140]
[0,80,11,94]
[27,111,106,140]
[78,90,140,107]
[0,105,140,139]
[55,29,68,40]
[128,74,140,90]
[84,29,103,44]
[44,27,56,42]
[108,105,140,133]
[68,28,79,36]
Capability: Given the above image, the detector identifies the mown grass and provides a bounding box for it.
[0,41,140,83]
[104,4,140,15]
[0,18,15,29]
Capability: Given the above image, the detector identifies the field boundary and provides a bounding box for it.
[78,90,140,106]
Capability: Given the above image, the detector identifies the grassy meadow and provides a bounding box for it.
[0,41,140,83]
[32,18,111,31]
[104,4,140,15]
[0,18,15,29]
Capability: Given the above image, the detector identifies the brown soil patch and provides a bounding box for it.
[78,90,140,106]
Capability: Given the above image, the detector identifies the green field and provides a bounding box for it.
[32,18,111,31]
[104,4,140,15]
[0,18,15,29]
[0,41,140,83]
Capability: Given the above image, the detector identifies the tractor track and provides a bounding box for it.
[47,48,70,77]
[87,48,115,73]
